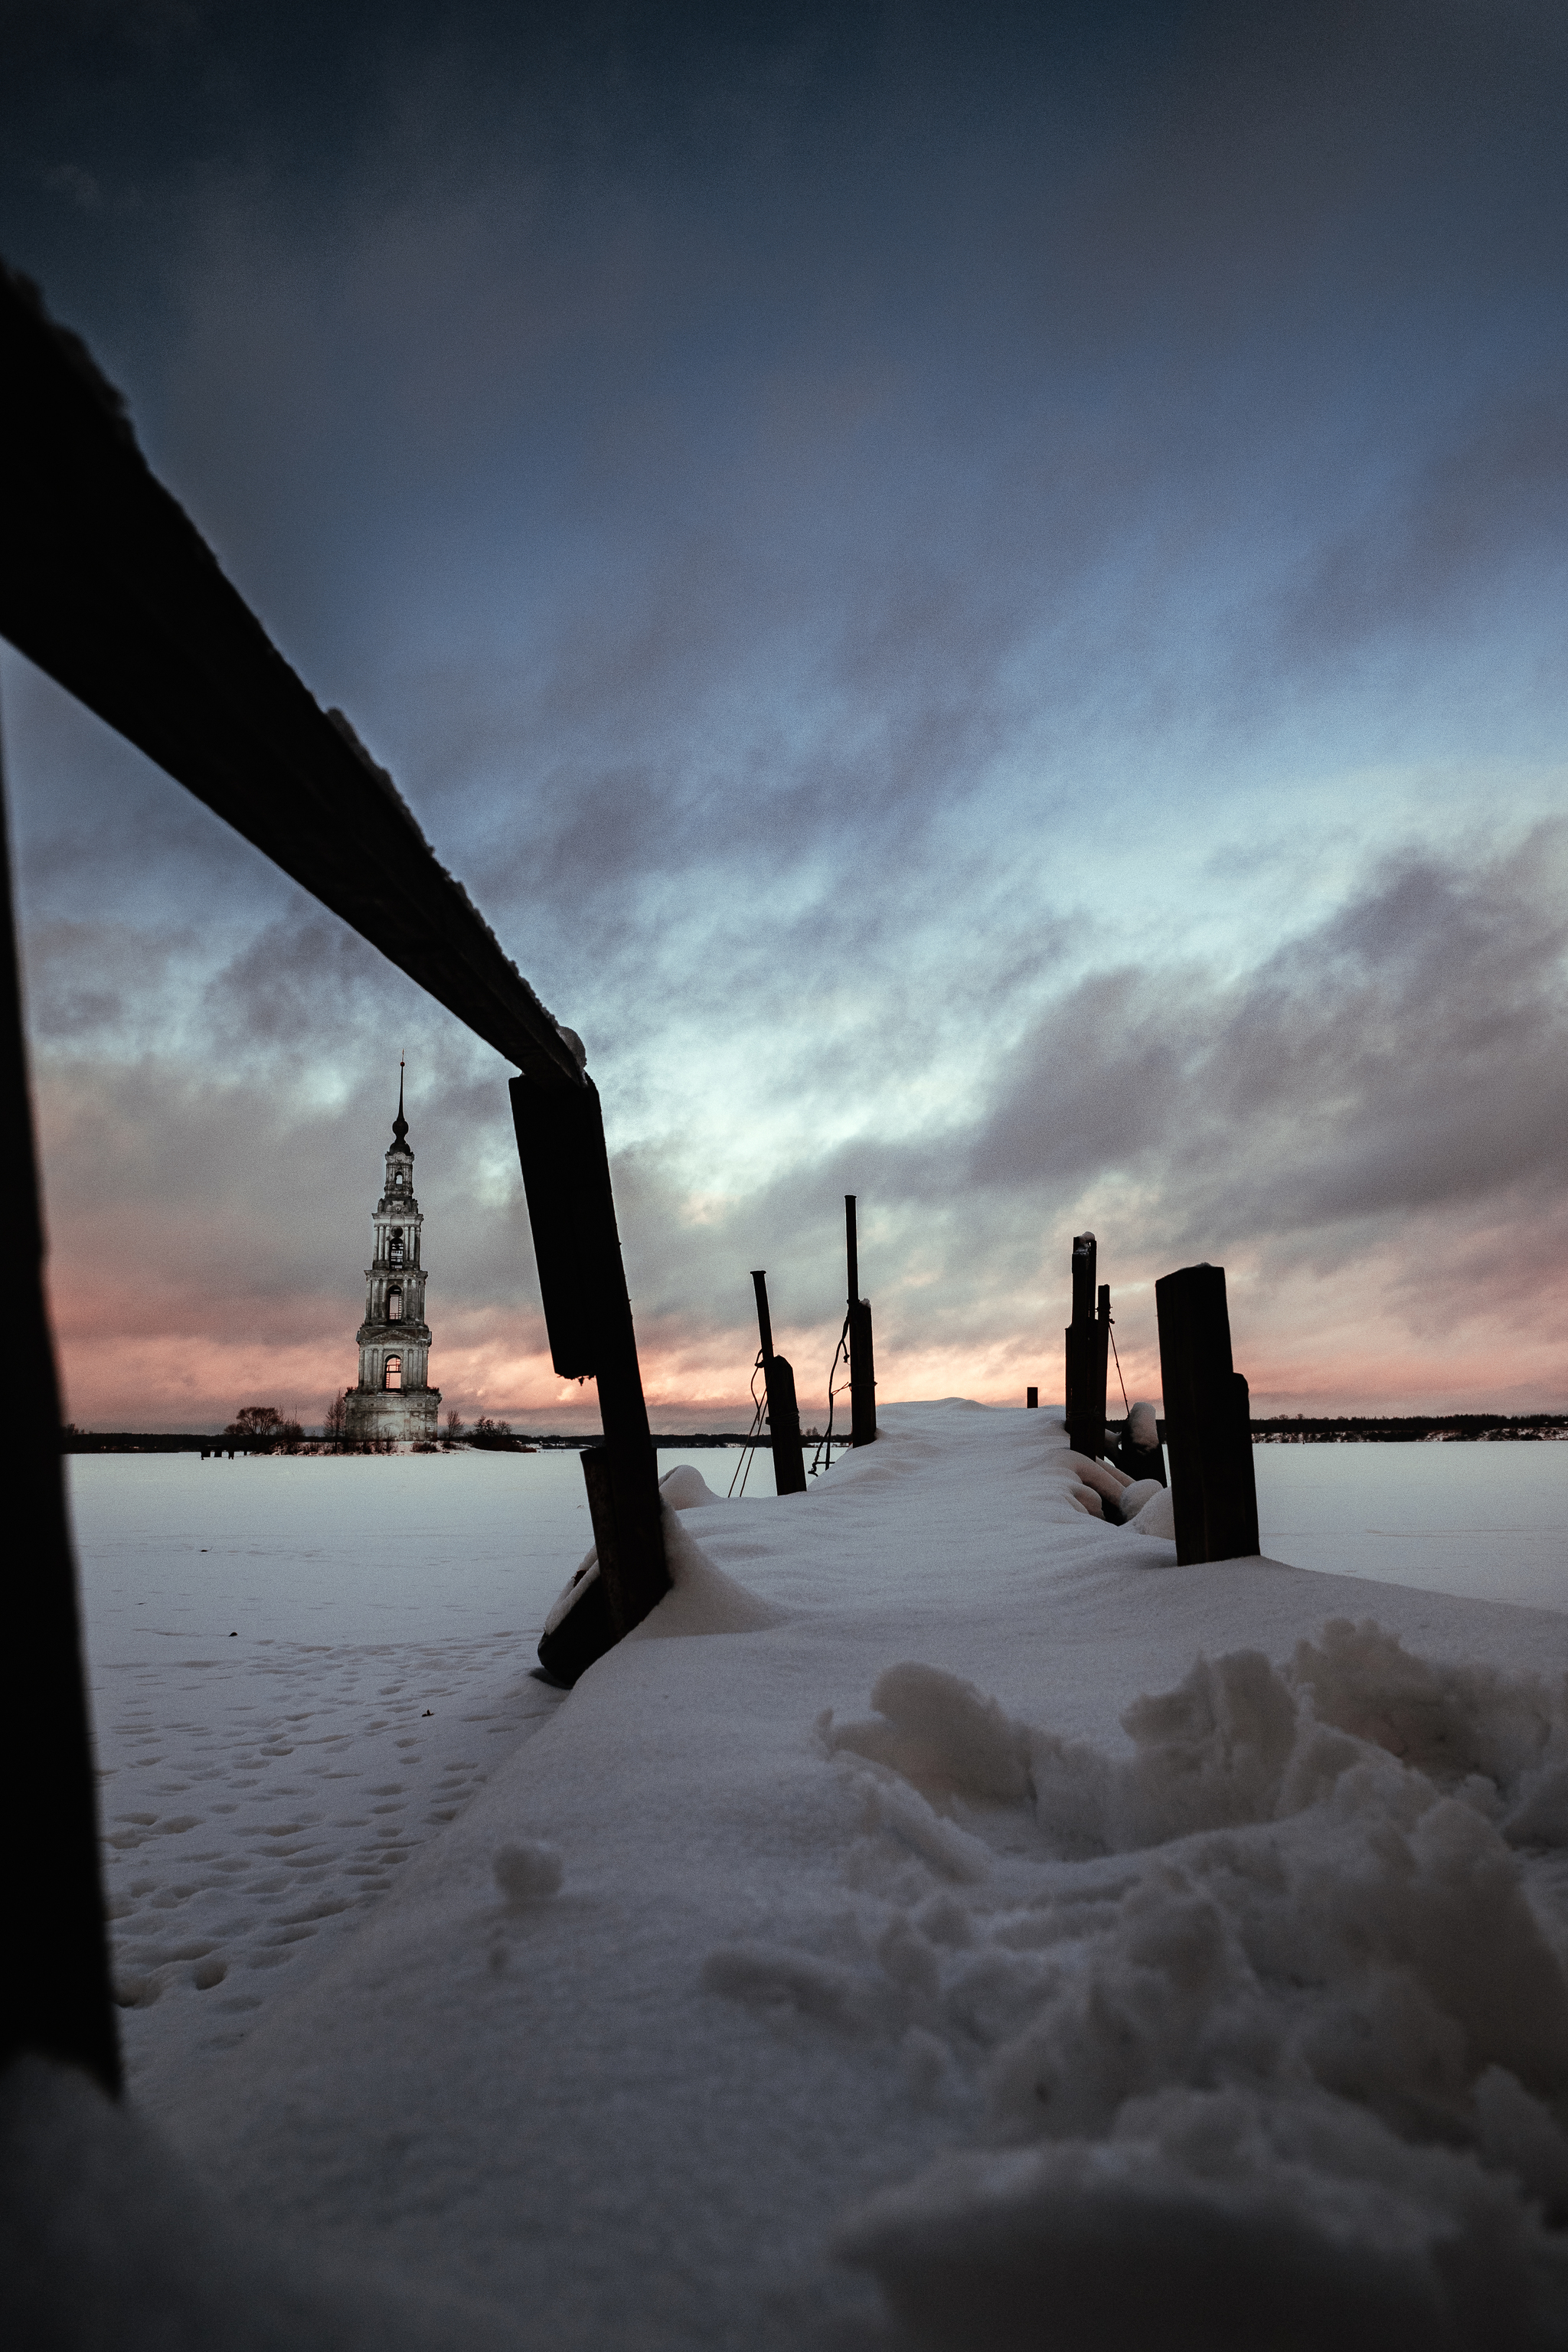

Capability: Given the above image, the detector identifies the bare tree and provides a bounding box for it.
[224,1405,283,1451]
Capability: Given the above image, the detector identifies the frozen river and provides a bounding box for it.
[66,1432,1568,2098]
[69,1446,724,2093]
[1253,1438,1568,1610]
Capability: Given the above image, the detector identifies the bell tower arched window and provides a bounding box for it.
[389,1229,404,1267]
[384,1354,403,1390]
[387,1286,403,1320]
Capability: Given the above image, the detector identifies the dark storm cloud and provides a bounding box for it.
[11,0,1568,909]
[955,823,1568,1266]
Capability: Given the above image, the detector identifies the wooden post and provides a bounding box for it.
[511,1072,670,1683]
[751,1268,775,1365]
[1091,1280,1111,1465]
[1026,1387,1038,1409]
[1063,1230,1097,1455]
[1155,1262,1259,1565]
[751,1269,808,1497]
[2,731,120,2094]
[846,1194,877,1446]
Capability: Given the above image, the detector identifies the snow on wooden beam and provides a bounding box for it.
[0,263,581,1093]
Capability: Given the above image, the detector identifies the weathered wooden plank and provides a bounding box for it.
[510,1073,670,1669]
[0,265,580,1091]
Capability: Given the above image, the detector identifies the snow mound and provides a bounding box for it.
[760,1624,1568,2346]
[626,1501,787,1642]
[658,1463,721,1511]
[1123,1478,1174,1537]
[0,2056,512,2351]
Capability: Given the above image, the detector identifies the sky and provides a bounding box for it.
[4,0,1568,1432]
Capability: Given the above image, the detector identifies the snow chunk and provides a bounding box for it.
[824,1663,1032,1803]
[492,1840,563,1906]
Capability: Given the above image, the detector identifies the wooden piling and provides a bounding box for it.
[511,1072,670,1681]
[845,1195,877,1446]
[2,730,120,2095]
[1026,1387,1038,1409]
[751,1269,808,1497]
[1154,1262,1259,1565]
[1064,1231,1102,1458]
[751,1269,775,1366]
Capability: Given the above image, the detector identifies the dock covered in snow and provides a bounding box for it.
[14,1400,1568,2349]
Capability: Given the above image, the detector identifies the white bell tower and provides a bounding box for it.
[344,1063,441,1445]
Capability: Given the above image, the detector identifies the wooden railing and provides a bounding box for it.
[0,262,666,2091]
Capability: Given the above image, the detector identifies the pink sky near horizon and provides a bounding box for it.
[45,1263,1568,1436]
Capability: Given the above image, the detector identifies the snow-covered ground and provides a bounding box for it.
[69,1449,720,2082]
[1256,1441,1568,1609]
[15,1410,1568,2348]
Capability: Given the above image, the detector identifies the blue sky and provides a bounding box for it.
[5,1,1567,1428]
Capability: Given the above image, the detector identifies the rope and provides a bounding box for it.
[810,1314,851,1478]
[728,1352,769,1498]
[1109,1315,1131,1419]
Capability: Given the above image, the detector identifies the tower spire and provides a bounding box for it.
[392,1056,408,1148]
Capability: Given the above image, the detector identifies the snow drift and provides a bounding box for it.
[803,1623,1568,2347]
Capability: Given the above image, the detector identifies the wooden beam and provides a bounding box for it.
[750,1269,776,1365]
[1,724,119,2092]
[0,265,581,1093]
[511,1073,669,1677]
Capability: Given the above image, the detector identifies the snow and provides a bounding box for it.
[67,1449,721,2081]
[12,1408,1568,2347]
[1255,1440,1568,1609]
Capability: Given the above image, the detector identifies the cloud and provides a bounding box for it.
[1279,385,1568,666]
[9,2,1568,1426]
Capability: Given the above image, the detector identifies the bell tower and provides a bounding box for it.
[344,1063,441,1446]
